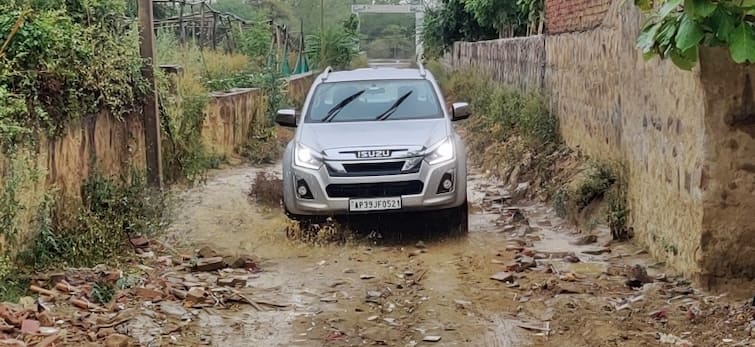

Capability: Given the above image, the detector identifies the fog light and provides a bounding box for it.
[297,185,308,196]
[296,179,314,199]
[442,178,453,190]
[436,172,454,194]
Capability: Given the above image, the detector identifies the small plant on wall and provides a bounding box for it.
[635,0,755,69]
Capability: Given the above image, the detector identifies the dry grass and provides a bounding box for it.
[249,172,282,207]
[155,33,252,94]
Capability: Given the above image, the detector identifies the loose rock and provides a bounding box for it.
[571,235,598,245]
[193,257,226,272]
[423,335,442,342]
[105,333,130,347]
[490,272,514,282]
[197,246,218,258]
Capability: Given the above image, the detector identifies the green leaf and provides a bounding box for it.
[684,0,717,18]
[729,23,755,63]
[657,16,680,47]
[675,14,704,50]
[637,21,663,52]
[670,45,698,70]
[660,0,683,17]
[710,8,736,41]
[635,0,653,11]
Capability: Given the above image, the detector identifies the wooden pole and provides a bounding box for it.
[137,0,163,188]
[320,0,324,66]
[199,3,205,49]
[211,13,217,50]
[190,4,195,40]
[179,0,186,44]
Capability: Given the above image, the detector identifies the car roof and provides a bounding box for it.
[322,67,430,83]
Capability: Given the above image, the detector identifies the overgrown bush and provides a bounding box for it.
[305,25,359,70]
[441,68,557,146]
[21,171,166,269]
[155,34,255,184]
[0,2,144,140]
[239,67,289,163]
[566,162,614,209]
[155,31,254,91]
[550,160,631,240]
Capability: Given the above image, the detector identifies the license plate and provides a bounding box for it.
[349,197,402,211]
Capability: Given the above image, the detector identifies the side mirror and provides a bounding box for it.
[275,109,297,127]
[451,102,471,121]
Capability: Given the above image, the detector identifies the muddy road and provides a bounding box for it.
[140,162,752,347]
[162,165,531,346]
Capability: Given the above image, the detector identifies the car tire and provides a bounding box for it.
[446,201,469,236]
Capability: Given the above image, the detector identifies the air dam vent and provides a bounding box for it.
[326,181,424,198]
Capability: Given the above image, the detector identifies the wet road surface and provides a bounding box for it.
[158,164,634,347]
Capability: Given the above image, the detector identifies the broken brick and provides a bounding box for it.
[134,288,164,301]
[129,237,150,249]
[192,257,226,272]
[21,319,39,334]
[186,287,206,302]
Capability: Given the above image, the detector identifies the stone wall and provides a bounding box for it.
[698,48,755,286]
[203,88,267,157]
[201,72,315,158]
[448,0,755,284]
[544,1,708,279]
[43,113,147,198]
[1,72,316,250]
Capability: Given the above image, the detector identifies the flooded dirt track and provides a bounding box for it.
[162,166,531,346]
[157,165,754,347]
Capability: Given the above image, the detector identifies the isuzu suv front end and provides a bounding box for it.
[276,65,471,232]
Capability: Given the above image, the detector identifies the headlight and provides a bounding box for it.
[425,138,454,165]
[294,143,323,170]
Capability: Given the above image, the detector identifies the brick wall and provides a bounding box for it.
[545,0,612,34]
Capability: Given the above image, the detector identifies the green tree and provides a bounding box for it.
[305,17,359,69]
[421,0,498,58]
[464,0,525,38]
[636,0,755,69]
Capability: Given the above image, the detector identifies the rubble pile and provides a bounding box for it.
[0,240,272,346]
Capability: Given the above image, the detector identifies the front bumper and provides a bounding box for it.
[284,159,466,216]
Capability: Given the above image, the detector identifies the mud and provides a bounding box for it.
[151,164,753,347]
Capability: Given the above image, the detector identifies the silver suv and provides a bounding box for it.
[275,64,471,232]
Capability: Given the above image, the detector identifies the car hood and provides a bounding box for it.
[298,119,448,153]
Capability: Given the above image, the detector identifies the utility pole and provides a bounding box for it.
[320,0,324,67]
[137,0,163,188]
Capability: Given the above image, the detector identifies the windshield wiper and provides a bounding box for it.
[321,90,365,122]
[375,91,412,121]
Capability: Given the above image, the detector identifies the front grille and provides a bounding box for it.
[328,161,420,177]
[326,181,424,198]
[344,161,404,174]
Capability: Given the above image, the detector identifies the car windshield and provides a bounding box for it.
[304,79,443,123]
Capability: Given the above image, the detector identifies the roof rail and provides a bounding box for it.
[417,54,426,77]
[320,66,333,81]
